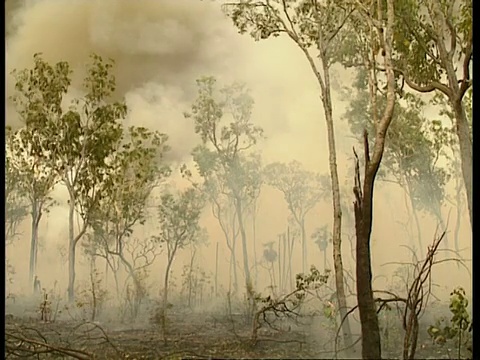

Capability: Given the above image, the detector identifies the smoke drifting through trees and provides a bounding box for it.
[5,1,472,359]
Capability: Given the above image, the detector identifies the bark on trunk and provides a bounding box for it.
[300,219,307,274]
[353,134,382,360]
[320,61,354,352]
[451,100,472,228]
[428,0,472,228]
[406,178,423,259]
[67,200,76,303]
[29,202,42,291]
[162,255,175,343]
[235,197,251,288]
[215,242,219,297]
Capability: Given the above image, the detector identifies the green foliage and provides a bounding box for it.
[155,188,206,253]
[264,160,328,223]
[392,0,472,88]
[185,76,263,162]
[92,125,170,246]
[427,287,472,358]
[344,71,450,217]
[223,0,354,61]
[10,53,130,228]
[311,225,330,252]
[75,266,109,321]
[263,242,278,263]
[4,130,29,244]
[183,76,264,211]
[181,262,211,308]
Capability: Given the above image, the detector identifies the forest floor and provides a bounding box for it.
[4,307,459,360]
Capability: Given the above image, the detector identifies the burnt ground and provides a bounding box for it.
[4,308,466,360]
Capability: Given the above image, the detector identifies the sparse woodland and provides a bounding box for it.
[5,0,472,359]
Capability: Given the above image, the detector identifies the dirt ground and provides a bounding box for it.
[5,307,463,360]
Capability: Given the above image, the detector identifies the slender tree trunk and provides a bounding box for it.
[252,200,258,288]
[235,197,251,288]
[277,235,282,292]
[90,256,97,321]
[405,179,423,259]
[319,58,354,351]
[282,234,287,293]
[188,249,196,308]
[453,177,463,254]
[300,218,307,274]
[162,255,175,343]
[215,242,219,297]
[287,228,294,291]
[451,100,472,228]
[231,235,239,294]
[29,202,42,291]
[67,200,76,303]
[428,0,472,228]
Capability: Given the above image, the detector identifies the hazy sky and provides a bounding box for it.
[6,0,471,300]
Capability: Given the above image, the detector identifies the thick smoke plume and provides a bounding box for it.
[6,0,246,161]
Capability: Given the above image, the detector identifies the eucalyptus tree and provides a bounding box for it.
[264,160,328,274]
[431,87,472,253]
[9,58,68,288]
[222,0,358,347]
[391,0,473,227]
[154,187,206,342]
[184,76,263,291]
[10,54,130,302]
[337,0,397,357]
[90,125,170,315]
[5,128,29,247]
[344,75,450,257]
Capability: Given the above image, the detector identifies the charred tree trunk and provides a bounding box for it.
[353,134,382,359]
[352,1,396,357]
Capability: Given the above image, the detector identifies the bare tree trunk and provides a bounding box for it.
[67,200,76,303]
[450,100,472,228]
[162,255,175,344]
[235,197,251,288]
[252,200,258,288]
[319,58,354,352]
[215,242,219,297]
[352,1,396,357]
[353,134,382,360]
[300,218,307,274]
[29,202,42,291]
[405,178,423,259]
[453,177,463,254]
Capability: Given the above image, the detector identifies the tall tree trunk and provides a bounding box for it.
[29,202,42,291]
[453,176,463,254]
[215,242,219,297]
[235,197,251,288]
[429,0,472,228]
[162,254,175,344]
[450,99,472,228]
[252,200,258,288]
[300,219,307,274]
[67,199,76,303]
[405,178,423,259]
[353,134,382,360]
[353,1,396,356]
[319,57,354,352]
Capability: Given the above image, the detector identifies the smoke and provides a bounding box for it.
[5,0,471,304]
[6,0,246,161]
